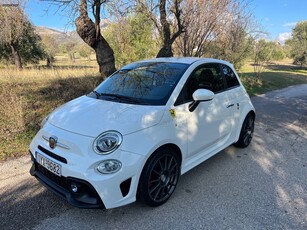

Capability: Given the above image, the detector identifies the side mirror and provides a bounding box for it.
[192,89,214,101]
[189,89,214,112]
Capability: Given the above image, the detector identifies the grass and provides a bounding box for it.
[0,60,101,161]
[0,59,306,161]
[238,61,307,96]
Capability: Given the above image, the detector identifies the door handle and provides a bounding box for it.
[227,104,234,108]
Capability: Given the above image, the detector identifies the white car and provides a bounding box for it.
[30,57,255,209]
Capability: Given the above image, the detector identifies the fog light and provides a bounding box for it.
[97,160,122,174]
[71,182,79,193]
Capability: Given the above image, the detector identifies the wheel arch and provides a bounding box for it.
[246,110,256,128]
[235,109,256,143]
[248,110,256,119]
[136,143,183,199]
[140,143,183,176]
[154,143,182,165]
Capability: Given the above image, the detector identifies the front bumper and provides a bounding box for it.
[30,153,105,208]
[29,123,147,209]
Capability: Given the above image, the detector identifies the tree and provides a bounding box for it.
[62,42,78,62]
[0,3,26,68]
[18,21,46,64]
[253,40,275,77]
[287,21,307,67]
[175,0,231,57]
[77,43,93,60]
[134,0,185,57]
[75,0,116,77]
[207,1,256,69]
[174,0,258,69]
[104,13,158,67]
[43,0,116,76]
[270,43,285,61]
[0,3,46,68]
[129,14,158,60]
[41,35,58,67]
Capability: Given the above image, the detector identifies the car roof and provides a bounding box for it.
[138,57,233,66]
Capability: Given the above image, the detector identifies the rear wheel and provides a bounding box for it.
[234,113,255,148]
[139,147,180,207]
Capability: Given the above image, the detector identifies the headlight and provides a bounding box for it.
[97,160,122,174]
[93,131,123,154]
[40,115,50,128]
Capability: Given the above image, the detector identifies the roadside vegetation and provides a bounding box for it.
[0,60,100,161]
[239,60,307,96]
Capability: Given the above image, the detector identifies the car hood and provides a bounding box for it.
[48,96,166,137]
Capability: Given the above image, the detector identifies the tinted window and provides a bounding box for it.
[90,62,189,105]
[221,64,240,88]
[175,64,225,105]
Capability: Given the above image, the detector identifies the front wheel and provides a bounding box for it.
[234,113,255,148]
[139,147,180,207]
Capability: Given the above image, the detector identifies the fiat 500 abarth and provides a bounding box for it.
[30,57,255,209]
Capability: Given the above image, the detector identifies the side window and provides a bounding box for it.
[221,64,240,89]
[175,64,225,105]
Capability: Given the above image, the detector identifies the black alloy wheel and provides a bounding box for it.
[139,147,180,207]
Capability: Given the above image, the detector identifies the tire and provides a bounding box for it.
[139,147,180,207]
[234,113,255,148]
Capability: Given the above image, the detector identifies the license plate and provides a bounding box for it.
[36,152,62,177]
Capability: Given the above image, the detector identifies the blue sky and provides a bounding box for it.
[250,0,307,42]
[25,0,307,42]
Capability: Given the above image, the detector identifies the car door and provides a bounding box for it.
[220,64,242,140]
[173,63,234,160]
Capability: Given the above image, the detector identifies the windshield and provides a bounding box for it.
[89,62,189,105]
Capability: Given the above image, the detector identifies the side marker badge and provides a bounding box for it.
[169,109,176,118]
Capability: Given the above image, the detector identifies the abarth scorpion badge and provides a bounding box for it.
[49,136,57,149]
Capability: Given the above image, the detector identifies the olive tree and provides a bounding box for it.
[41,35,58,67]
[0,2,27,68]
[287,21,307,67]
[47,0,116,77]
[104,13,158,67]
[75,0,116,77]
[0,2,46,68]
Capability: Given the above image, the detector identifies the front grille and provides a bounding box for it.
[38,145,67,164]
[31,155,105,208]
[36,163,69,190]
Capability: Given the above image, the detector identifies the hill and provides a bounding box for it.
[35,26,83,44]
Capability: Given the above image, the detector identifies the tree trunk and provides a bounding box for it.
[95,37,116,76]
[156,0,172,58]
[156,44,173,57]
[156,0,184,58]
[46,57,51,67]
[10,43,22,69]
[75,0,116,78]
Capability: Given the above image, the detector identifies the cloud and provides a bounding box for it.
[278,32,292,43]
[283,22,297,27]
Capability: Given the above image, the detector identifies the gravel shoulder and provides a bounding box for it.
[1,84,306,230]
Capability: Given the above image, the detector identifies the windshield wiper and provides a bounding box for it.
[91,90,101,99]
[100,93,147,104]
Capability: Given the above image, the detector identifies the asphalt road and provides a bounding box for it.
[1,84,306,230]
